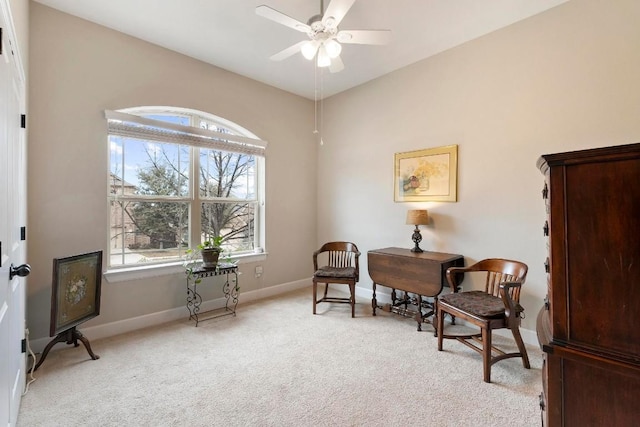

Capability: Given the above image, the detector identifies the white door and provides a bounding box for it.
[0,3,28,425]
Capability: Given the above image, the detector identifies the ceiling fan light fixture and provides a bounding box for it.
[301,40,319,60]
[324,39,342,58]
[256,0,391,74]
[317,45,331,67]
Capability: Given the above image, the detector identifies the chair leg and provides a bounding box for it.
[511,326,531,369]
[433,299,438,337]
[437,307,445,350]
[312,281,317,314]
[323,283,329,298]
[349,283,355,318]
[482,327,492,383]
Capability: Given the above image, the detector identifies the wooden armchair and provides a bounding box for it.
[312,241,360,317]
[436,258,530,382]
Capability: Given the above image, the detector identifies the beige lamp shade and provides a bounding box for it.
[406,209,429,226]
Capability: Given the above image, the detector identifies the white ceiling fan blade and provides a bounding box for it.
[256,5,311,33]
[270,41,308,61]
[337,30,392,45]
[322,0,356,28]
[329,56,344,73]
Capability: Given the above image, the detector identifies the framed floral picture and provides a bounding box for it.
[50,251,103,336]
[394,145,458,202]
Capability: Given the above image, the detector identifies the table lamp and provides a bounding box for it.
[406,209,429,253]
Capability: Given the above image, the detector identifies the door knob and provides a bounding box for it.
[9,263,31,280]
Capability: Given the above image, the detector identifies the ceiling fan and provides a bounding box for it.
[256,0,391,73]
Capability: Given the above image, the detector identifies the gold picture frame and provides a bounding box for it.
[394,145,458,202]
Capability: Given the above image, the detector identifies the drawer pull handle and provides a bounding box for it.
[542,183,548,200]
[543,221,549,236]
[544,259,550,273]
[544,295,549,310]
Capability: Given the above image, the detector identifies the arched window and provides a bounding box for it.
[106,106,266,268]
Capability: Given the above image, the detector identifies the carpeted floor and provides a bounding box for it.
[18,287,543,426]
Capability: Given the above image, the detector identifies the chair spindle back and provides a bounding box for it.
[472,258,528,302]
[329,250,354,268]
[486,271,521,298]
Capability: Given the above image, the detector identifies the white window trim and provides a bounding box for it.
[104,251,267,283]
[105,107,267,274]
[105,110,267,156]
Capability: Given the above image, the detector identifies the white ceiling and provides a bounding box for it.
[33,0,568,100]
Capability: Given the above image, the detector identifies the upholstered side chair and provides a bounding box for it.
[436,258,530,383]
[312,241,360,318]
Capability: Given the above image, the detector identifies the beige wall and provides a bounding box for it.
[28,3,317,341]
[320,0,640,332]
[27,0,640,342]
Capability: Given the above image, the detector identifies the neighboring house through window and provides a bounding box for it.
[106,107,266,269]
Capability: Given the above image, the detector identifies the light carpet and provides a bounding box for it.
[18,287,543,426]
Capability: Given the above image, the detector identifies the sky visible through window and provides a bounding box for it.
[107,109,261,267]
[110,114,190,189]
[110,113,255,199]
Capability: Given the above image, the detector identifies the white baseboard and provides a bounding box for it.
[30,278,538,353]
[241,278,309,303]
[30,278,309,354]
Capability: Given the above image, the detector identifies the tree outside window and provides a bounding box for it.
[107,108,264,268]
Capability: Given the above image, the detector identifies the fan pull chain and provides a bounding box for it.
[313,63,319,135]
[320,66,324,145]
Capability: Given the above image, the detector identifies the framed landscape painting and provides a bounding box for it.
[394,145,458,202]
[50,251,103,336]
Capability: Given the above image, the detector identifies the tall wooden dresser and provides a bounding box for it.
[536,143,640,426]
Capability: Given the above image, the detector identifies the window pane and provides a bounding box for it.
[201,202,255,252]
[109,136,189,197]
[108,107,264,269]
[109,136,125,195]
[110,200,189,266]
[199,149,255,200]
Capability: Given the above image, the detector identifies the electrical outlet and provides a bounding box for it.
[255,266,263,277]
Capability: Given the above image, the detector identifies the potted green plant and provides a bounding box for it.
[198,236,223,269]
[185,235,223,272]
[198,236,222,269]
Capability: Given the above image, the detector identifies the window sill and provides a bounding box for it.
[104,252,267,283]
